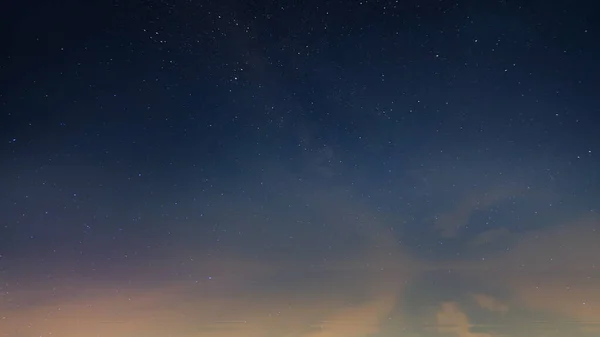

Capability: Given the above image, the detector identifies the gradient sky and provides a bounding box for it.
[1,0,599,336]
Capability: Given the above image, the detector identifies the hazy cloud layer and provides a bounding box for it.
[1,163,598,337]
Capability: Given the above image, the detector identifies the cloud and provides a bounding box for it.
[294,183,415,337]
[442,213,600,334]
[471,294,509,313]
[434,185,522,238]
[496,214,600,333]
[5,160,595,337]
[436,302,494,337]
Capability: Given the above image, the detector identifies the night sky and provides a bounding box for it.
[1,0,600,336]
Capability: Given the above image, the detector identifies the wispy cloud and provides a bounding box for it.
[436,302,494,337]
[471,293,509,313]
[434,185,523,238]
